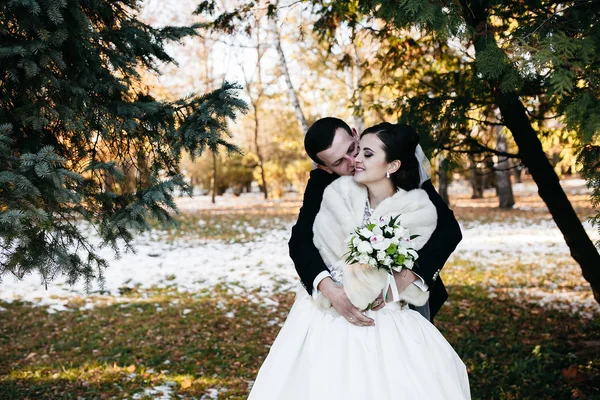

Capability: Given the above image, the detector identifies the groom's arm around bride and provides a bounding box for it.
[288,117,462,322]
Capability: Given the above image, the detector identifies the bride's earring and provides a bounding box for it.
[386,171,390,178]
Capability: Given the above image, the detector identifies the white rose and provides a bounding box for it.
[394,227,409,238]
[396,246,408,256]
[358,254,371,264]
[377,250,387,261]
[357,240,373,254]
[383,256,393,266]
[404,259,414,269]
[368,258,378,267]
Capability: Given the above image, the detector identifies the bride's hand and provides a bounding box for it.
[370,293,386,311]
[318,278,375,327]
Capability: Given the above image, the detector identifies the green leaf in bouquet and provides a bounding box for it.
[396,254,405,264]
[367,223,376,230]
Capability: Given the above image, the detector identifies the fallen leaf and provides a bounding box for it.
[126,364,136,373]
[562,365,585,384]
[180,378,192,389]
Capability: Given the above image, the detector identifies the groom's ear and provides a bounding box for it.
[352,127,358,139]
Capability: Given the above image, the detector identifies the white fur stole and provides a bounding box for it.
[313,176,437,310]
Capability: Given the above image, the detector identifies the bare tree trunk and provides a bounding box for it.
[495,126,515,209]
[241,12,269,199]
[211,151,217,204]
[437,154,450,205]
[351,41,365,133]
[469,154,483,199]
[270,15,309,133]
[458,0,600,302]
[511,159,523,183]
[253,107,268,199]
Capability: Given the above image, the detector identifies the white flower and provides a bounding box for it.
[372,237,391,251]
[372,225,383,236]
[383,256,393,266]
[398,238,413,248]
[368,258,378,267]
[407,249,419,259]
[396,246,408,256]
[358,254,371,264]
[357,240,373,254]
[384,226,394,235]
[390,236,399,245]
[379,215,391,225]
[377,250,387,261]
[404,259,414,269]
[352,235,363,248]
[394,226,410,239]
[359,227,373,238]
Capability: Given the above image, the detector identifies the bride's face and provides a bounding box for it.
[353,133,397,185]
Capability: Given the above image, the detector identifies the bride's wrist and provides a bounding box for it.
[317,277,335,295]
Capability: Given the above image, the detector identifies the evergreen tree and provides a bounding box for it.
[0,0,247,286]
[311,0,600,301]
[199,0,600,300]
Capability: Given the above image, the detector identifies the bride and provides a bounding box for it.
[248,123,470,400]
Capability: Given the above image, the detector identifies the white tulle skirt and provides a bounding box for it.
[248,285,471,400]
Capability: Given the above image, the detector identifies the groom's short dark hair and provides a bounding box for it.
[304,117,353,165]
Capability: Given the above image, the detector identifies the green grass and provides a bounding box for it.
[148,212,295,244]
[1,209,599,399]
[1,285,598,399]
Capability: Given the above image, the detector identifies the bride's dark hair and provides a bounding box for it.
[360,122,421,191]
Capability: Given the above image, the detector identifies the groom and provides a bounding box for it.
[289,117,462,326]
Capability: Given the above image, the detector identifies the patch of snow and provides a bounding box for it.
[132,383,175,400]
[201,388,227,400]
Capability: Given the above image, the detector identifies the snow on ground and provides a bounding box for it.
[0,224,297,312]
[0,178,598,317]
[1,217,598,318]
[453,218,600,317]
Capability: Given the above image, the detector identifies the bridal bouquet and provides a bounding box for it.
[345,214,419,275]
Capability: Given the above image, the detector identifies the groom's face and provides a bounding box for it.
[316,128,359,176]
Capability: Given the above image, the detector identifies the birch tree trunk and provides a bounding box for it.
[270,15,309,133]
[351,41,365,133]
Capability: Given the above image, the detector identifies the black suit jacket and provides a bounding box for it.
[288,169,462,318]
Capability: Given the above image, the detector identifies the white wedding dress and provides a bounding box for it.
[248,281,471,400]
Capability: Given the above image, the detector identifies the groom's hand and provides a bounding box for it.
[318,278,375,327]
